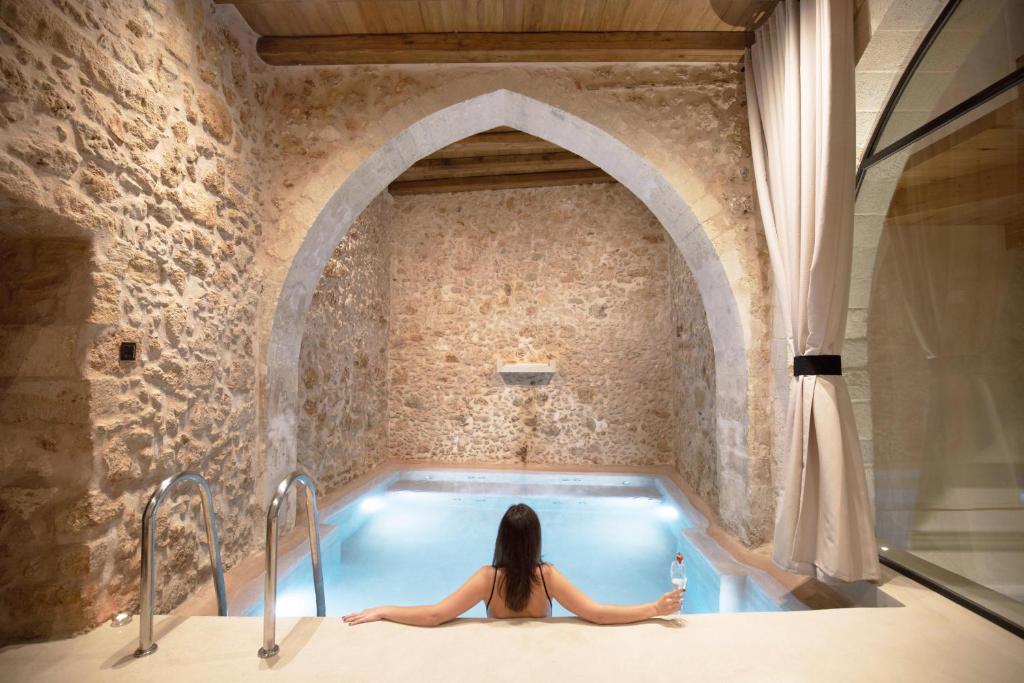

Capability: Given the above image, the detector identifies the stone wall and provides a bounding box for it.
[0,236,99,639]
[388,184,699,467]
[668,247,720,506]
[0,0,266,642]
[300,183,716,479]
[297,194,392,490]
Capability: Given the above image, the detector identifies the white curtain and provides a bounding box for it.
[746,0,880,581]
[891,223,1015,537]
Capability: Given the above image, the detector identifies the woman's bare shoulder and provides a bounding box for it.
[470,565,495,593]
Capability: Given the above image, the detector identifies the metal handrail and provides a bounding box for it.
[134,472,227,658]
[257,471,326,659]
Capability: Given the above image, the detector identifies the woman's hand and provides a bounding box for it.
[651,588,684,616]
[343,607,387,625]
[339,569,492,627]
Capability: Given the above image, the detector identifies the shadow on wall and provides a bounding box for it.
[0,228,100,643]
[0,220,256,644]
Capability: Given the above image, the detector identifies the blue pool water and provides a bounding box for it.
[247,470,798,618]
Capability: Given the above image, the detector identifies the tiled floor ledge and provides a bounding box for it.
[0,570,1021,682]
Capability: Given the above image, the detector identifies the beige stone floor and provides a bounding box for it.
[1,570,1021,682]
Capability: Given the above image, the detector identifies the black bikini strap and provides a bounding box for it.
[486,566,498,608]
[539,563,551,604]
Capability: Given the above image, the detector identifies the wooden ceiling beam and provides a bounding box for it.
[901,100,1022,175]
[217,1,775,35]
[424,132,564,159]
[886,195,1024,228]
[889,163,1024,219]
[399,151,595,181]
[257,31,749,65]
[388,168,617,195]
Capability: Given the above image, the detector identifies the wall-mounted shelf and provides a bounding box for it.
[498,362,555,386]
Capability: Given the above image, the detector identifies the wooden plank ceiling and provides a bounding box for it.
[218,1,777,192]
[222,0,768,35]
[387,127,616,194]
[218,0,775,65]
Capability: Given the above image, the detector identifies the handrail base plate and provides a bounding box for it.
[257,644,280,659]
[133,643,158,658]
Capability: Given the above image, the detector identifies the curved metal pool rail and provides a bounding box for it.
[135,471,228,658]
[258,470,326,659]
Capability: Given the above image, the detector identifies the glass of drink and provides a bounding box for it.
[670,552,686,614]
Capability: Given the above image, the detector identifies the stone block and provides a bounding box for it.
[7,137,81,179]
[844,337,869,370]
[56,492,124,538]
[845,308,869,339]
[846,367,871,402]
[197,87,233,144]
[851,399,874,435]
[0,155,43,210]
[78,164,120,203]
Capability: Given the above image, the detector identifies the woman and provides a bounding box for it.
[342,503,683,626]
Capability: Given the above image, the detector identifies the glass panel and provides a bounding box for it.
[856,81,1024,620]
[874,0,1024,151]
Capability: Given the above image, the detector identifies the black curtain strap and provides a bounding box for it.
[793,355,842,376]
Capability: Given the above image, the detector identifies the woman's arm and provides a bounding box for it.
[342,566,492,627]
[543,564,682,625]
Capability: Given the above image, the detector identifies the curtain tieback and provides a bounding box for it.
[793,355,842,376]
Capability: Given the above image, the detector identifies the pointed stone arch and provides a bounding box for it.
[263,89,754,535]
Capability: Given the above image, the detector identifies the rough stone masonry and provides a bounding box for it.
[299,184,717,490]
[0,0,774,643]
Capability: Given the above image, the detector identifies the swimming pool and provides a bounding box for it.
[245,469,804,618]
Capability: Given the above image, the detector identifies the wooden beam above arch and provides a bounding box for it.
[256,30,749,65]
[388,127,617,194]
[388,168,617,195]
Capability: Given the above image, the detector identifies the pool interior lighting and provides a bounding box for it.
[359,496,386,514]
[656,504,680,521]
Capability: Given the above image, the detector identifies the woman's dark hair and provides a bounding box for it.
[492,503,543,612]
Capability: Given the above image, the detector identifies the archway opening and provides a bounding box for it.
[263,90,751,537]
[297,131,719,506]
